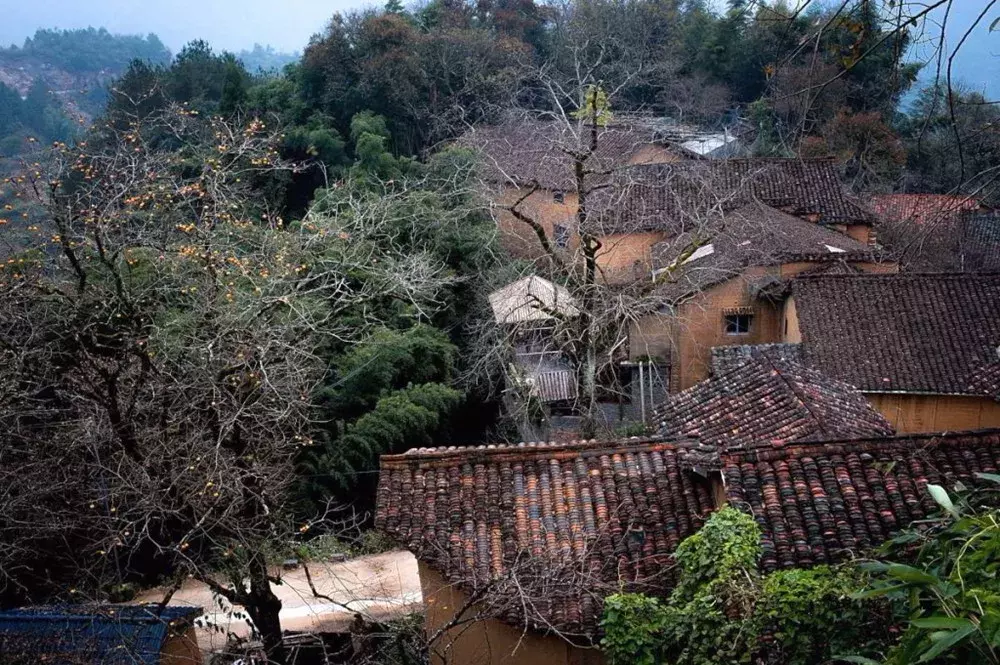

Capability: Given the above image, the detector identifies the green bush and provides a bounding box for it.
[601,507,891,665]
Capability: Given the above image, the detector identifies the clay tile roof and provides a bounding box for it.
[965,211,1000,270]
[375,436,717,637]
[868,193,985,225]
[791,273,1000,395]
[648,203,878,303]
[461,117,686,192]
[590,158,874,233]
[653,352,894,451]
[722,429,1000,572]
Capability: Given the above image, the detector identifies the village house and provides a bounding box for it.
[627,199,896,392]
[461,117,693,263]
[467,119,905,402]
[375,436,716,665]
[375,426,1000,665]
[781,272,1000,433]
[487,275,581,407]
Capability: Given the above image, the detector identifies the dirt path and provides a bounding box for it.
[133,550,422,654]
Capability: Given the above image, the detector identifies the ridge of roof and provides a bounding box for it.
[794,271,1000,281]
[385,435,712,465]
[725,426,1000,459]
[0,605,201,622]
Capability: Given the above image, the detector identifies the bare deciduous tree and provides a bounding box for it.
[0,105,453,663]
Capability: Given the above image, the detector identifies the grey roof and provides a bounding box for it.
[792,273,1000,395]
[649,202,878,303]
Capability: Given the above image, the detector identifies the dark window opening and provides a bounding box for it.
[554,223,570,249]
[553,190,565,204]
[724,313,753,335]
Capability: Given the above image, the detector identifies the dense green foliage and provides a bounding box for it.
[860,478,1000,664]
[0,80,75,154]
[601,508,891,665]
[0,28,171,73]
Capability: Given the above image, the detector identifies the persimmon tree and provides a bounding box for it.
[0,105,452,662]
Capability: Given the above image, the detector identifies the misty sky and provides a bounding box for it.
[0,0,377,53]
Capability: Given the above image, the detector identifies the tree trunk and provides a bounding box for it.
[246,557,287,664]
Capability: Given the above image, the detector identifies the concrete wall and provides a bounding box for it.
[160,625,203,665]
[867,394,1000,433]
[419,562,603,665]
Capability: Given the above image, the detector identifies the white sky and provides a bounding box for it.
[0,0,377,54]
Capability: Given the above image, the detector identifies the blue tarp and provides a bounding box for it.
[0,604,202,664]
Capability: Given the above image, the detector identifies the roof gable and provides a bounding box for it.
[375,437,716,636]
[654,352,894,450]
[792,273,1000,395]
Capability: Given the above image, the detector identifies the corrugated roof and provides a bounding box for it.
[488,275,579,324]
[0,605,201,664]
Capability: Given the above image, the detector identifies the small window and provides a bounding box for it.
[554,223,570,249]
[724,313,753,335]
[553,190,565,204]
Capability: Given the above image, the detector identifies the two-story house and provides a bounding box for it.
[462,116,692,264]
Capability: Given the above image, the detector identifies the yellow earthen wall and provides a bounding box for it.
[495,188,580,260]
[596,231,667,278]
[630,267,783,391]
[866,394,1000,433]
[626,144,683,165]
[419,562,603,665]
[160,626,203,665]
